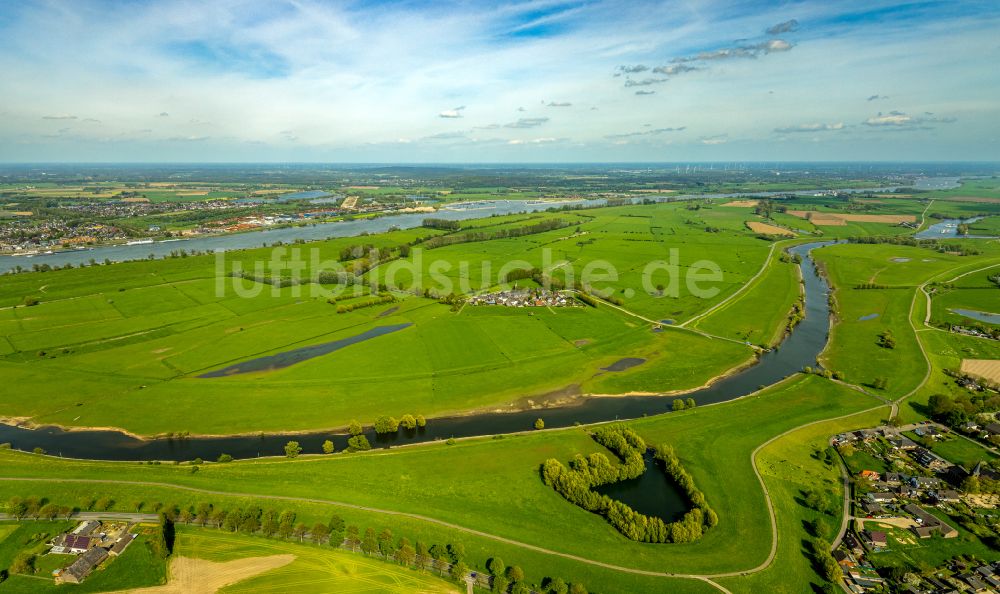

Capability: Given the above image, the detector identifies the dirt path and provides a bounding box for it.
[119,554,295,594]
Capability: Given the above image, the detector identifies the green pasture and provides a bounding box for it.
[0,374,881,590]
[815,243,974,395]
[171,527,459,593]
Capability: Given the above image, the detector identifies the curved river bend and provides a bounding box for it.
[0,241,834,461]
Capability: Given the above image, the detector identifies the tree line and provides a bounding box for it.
[421,219,569,250]
[541,424,717,544]
[3,495,590,594]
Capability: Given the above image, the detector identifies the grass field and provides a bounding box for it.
[815,243,979,396]
[167,527,460,593]
[0,373,884,592]
[693,241,802,346]
[0,202,796,436]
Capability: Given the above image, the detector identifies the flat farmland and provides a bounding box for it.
[815,244,968,395]
[0,202,784,436]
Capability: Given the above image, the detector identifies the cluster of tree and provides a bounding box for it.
[928,391,1000,429]
[778,252,802,265]
[753,199,787,218]
[316,270,360,285]
[594,290,624,306]
[574,292,599,307]
[847,236,939,248]
[960,475,1000,496]
[540,425,716,544]
[672,398,696,411]
[876,330,897,349]
[438,292,465,311]
[422,219,569,250]
[373,414,426,434]
[338,244,394,262]
[226,270,300,287]
[786,300,805,333]
[502,266,541,283]
[854,282,890,290]
[807,535,843,584]
[989,273,1000,289]
[6,496,75,520]
[938,244,981,256]
[802,366,844,381]
[345,419,375,451]
[335,293,396,314]
[421,218,462,231]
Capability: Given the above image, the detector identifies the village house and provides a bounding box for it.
[51,533,94,554]
[911,448,950,471]
[868,492,896,503]
[904,504,959,539]
[888,436,918,451]
[931,489,961,504]
[865,529,888,549]
[57,546,108,584]
[109,533,136,556]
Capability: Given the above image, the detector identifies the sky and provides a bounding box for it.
[0,0,999,163]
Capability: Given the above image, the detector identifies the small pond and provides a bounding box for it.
[601,358,646,372]
[950,308,1000,325]
[199,323,411,377]
[593,451,689,522]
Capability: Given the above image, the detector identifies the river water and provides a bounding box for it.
[0,240,834,461]
[0,181,904,274]
[915,216,998,239]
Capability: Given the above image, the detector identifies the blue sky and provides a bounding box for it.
[0,0,998,162]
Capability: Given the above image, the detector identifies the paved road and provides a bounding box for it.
[831,458,851,551]
[0,511,159,522]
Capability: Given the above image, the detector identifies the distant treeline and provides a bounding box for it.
[332,293,396,314]
[847,235,981,256]
[421,218,462,231]
[541,425,717,544]
[422,219,569,250]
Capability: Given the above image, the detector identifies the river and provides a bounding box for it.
[0,240,834,461]
[0,181,908,274]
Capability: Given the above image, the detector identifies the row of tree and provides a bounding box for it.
[4,495,590,593]
[334,293,396,314]
[541,425,717,543]
[421,219,569,250]
[373,413,427,434]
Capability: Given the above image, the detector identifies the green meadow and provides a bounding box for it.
[814,243,985,395]
[0,202,806,436]
[0,374,883,592]
[170,527,460,593]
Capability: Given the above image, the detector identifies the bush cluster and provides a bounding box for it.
[541,425,717,543]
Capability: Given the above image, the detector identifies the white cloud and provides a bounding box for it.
[774,122,844,133]
[699,134,728,145]
[863,111,956,128]
[504,117,549,129]
[438,106,466,119]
